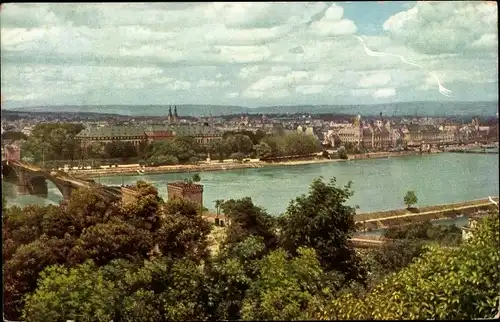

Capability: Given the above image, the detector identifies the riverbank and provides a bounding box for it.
[354,197,498,230]
[69,150,435,178]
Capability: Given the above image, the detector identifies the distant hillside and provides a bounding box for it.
[3,101,498,117]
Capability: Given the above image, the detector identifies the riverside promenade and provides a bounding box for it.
[68,150,430,179]
[354,197,498,230]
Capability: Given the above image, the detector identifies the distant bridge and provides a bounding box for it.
[1,160,133,202]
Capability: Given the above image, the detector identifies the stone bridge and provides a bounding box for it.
[1,160,127,202]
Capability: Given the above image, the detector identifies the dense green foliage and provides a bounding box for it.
[279,178,366,284]
[261,132,322,158]
[2,181,209,320]
[21,123,85,162]
[20,123,323,166]
[384,221,463,246]
[103,141,139,160]
[310,213,500,320]
[1,130,27,142]
[145,136,204,165]
[3,176,497,321]
[364,221,463,280]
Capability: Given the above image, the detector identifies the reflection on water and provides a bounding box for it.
[3,182,61,207]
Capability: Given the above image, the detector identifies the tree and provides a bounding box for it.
[3,235,77,319]
[404,190,418,208]
[230,152,245,162]
[241,247,329,321]
[314,213,500,320]
[22,261,118,322]
[148,154,179,166]
[221,197,278,251]
[22,257,209,322]
[208,140,230,162]
[146,138,198,164]
[253,141,272,159]
[120,181,163,232]
[156,198,211,263]
[383,221,462,247]
[103,141,138,160]
[189,155,200,165]
[192,173,201,183]
[225,134,254,155]
[204,236,267,320]
[263,132,321,157]
[2,186,165,321]
[1,130,27,141]
[368,239,428,279]
[214,199,225,217]
[120,257,209,321]
[21,123,84,162]
[69,221,154,266]
[278,177,366,284]
[338,146,348,159]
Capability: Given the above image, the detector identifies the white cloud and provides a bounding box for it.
[165,80,191,91]
[383,1,498,54]
[0,2,497,107]
[197,79,230,88]
[296,85,325,95]
[309,4,357,36]
[358,73,392,88]
[237,66,260,79]
[373,88,396,98]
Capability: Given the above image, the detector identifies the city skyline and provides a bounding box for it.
[1,2,498,110]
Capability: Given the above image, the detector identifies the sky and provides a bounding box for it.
[0,1,498,110]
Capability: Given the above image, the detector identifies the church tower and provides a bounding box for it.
[174,106,178,123]
[168,106,173,123]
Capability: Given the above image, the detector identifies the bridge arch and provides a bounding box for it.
[2,162,19,182]
[28,173,69,199]
[2,162,71,200]
[26,175,51,198]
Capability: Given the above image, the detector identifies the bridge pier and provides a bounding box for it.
[16,184,30,196]
[59,183,74,201]
[14,170,30,195]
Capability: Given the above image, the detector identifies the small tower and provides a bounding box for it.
[168,106,173,123]
[167,181,204,210]
[174,106,178,122]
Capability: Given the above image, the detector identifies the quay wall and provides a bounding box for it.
[354,198,498,222]
[357,200,498,230]
[348,150,436,160]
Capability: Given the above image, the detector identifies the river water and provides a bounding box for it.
[4,153,499,228]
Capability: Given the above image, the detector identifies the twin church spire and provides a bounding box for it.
[168,105,178,123]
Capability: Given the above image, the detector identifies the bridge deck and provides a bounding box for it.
[9,160,96,188]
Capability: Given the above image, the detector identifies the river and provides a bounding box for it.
[4,153,499,226]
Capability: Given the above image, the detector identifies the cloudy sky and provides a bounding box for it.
[1,1,498,109]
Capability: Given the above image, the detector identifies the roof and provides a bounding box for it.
[76,126,146,138]
[76,124,222,139]
[170,124,222,137]
[168,181,204,192]
[362,128,373,136]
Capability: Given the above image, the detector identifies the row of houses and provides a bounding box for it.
[322,115,494,149]
[75,123,223,149]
